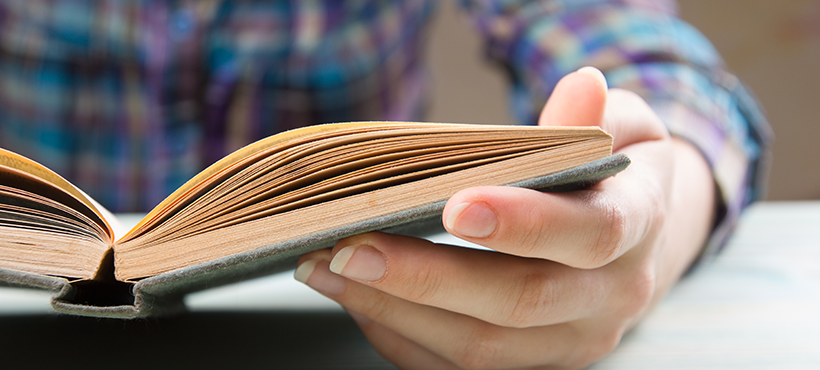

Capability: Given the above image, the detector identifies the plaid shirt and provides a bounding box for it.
[0,0,771,255]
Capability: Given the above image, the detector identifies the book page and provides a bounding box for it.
[0,166,114,279]
[126,122,462,238]
[82,190,126,241]
[114,135,613,280]
[122,123,610,244]
[0,150,113,242]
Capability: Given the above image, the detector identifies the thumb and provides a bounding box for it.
[538,66,608,128]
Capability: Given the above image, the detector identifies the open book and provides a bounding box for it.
[0,122,628,318]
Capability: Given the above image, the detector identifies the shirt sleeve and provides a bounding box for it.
[459,0,774,260]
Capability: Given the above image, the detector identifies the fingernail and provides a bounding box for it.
[445,202,498,238]
[577,66,608,90]
[346,309,372,326]
[330,245,387,281]
[294,259,346,295]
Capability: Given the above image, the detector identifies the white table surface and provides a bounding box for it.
[590,201,820,369]
[1,201,818,368]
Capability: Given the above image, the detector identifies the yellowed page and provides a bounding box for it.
[122,124,604,245]
[127,121,443,236]
[114,137,612,280]
[129,122,606,239]
[0,149,113,241]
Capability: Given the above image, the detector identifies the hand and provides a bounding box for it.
[294,67,716,369]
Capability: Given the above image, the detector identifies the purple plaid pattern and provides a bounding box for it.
[0,0,771,258]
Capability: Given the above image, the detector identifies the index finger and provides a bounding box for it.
[442,164,662,269]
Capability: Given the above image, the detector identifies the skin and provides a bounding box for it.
[294,67,716,370]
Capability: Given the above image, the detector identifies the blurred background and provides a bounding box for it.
[426,0,820,201]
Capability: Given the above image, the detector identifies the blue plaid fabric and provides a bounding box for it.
[0,0,436,211]
[0,0,771,255]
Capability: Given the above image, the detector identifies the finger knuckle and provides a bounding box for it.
[644,188,667,237]
[569,327,625,368]
[403,264,446,304]
[591,328,625,361]
[645,179,668,230]
[503,271,556,328]
[619,264,657,318]
[451,326,506,370]
[586,198,627,268]
[358,290,395,323]
[515,214,549,257]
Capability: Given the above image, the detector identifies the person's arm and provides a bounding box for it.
[293,1,772,368]
[459,0,773,259]
[295,69,714,368]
